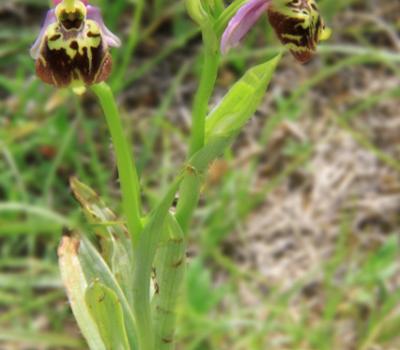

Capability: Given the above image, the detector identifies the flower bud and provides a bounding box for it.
[202,0,224,20]
[185,0,210,25]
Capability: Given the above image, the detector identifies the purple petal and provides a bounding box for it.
[30,9,56,59]
[87,5,121,48]
[221,0,270,54]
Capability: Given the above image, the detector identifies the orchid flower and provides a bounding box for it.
[221,0,331,63]
[30,0,121,88]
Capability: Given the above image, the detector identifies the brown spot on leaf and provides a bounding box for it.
[98,292,106,303]
[172,258,184,268]
[156,305,173,315]
[57,235,80,258]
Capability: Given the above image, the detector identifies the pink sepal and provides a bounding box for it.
[87,5,121,48]
[30,9,56,59]
[221,0,270,54]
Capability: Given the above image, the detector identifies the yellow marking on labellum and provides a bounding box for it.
[46,21,101,73]
[272,0,320,29]
[284,42,310,53]
[85,21,102,73]
[281,33,302,42]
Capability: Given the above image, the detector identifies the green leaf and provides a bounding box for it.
[132,175,184,350]
[58,235,106,350]
[190,135,232,172]
[70,176,130,252]
[351,235,399,285]
[176,57,280,232]
[70,177,135,307]
[70,177,127,235]
[78,237,138,350]
[86,281,130,350]
[205,55,281,141]
[152,214,186,349]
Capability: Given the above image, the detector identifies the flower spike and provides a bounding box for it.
[30,0,120,89]
[221,0,331,63]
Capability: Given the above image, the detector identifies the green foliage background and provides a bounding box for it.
[0,0,399,349]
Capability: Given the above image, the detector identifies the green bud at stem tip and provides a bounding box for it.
[185,0,209,25]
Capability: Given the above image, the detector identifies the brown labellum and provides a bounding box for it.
[36,37,112,88]
[267,0,325,63]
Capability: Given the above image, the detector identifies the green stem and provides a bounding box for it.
[188,34,220,157]
[177,31,220,232]
[175,169,201,234]
[91,82,142,246]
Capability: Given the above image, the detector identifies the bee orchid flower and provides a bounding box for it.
[221,0,331,63]
[30,0,121,89]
